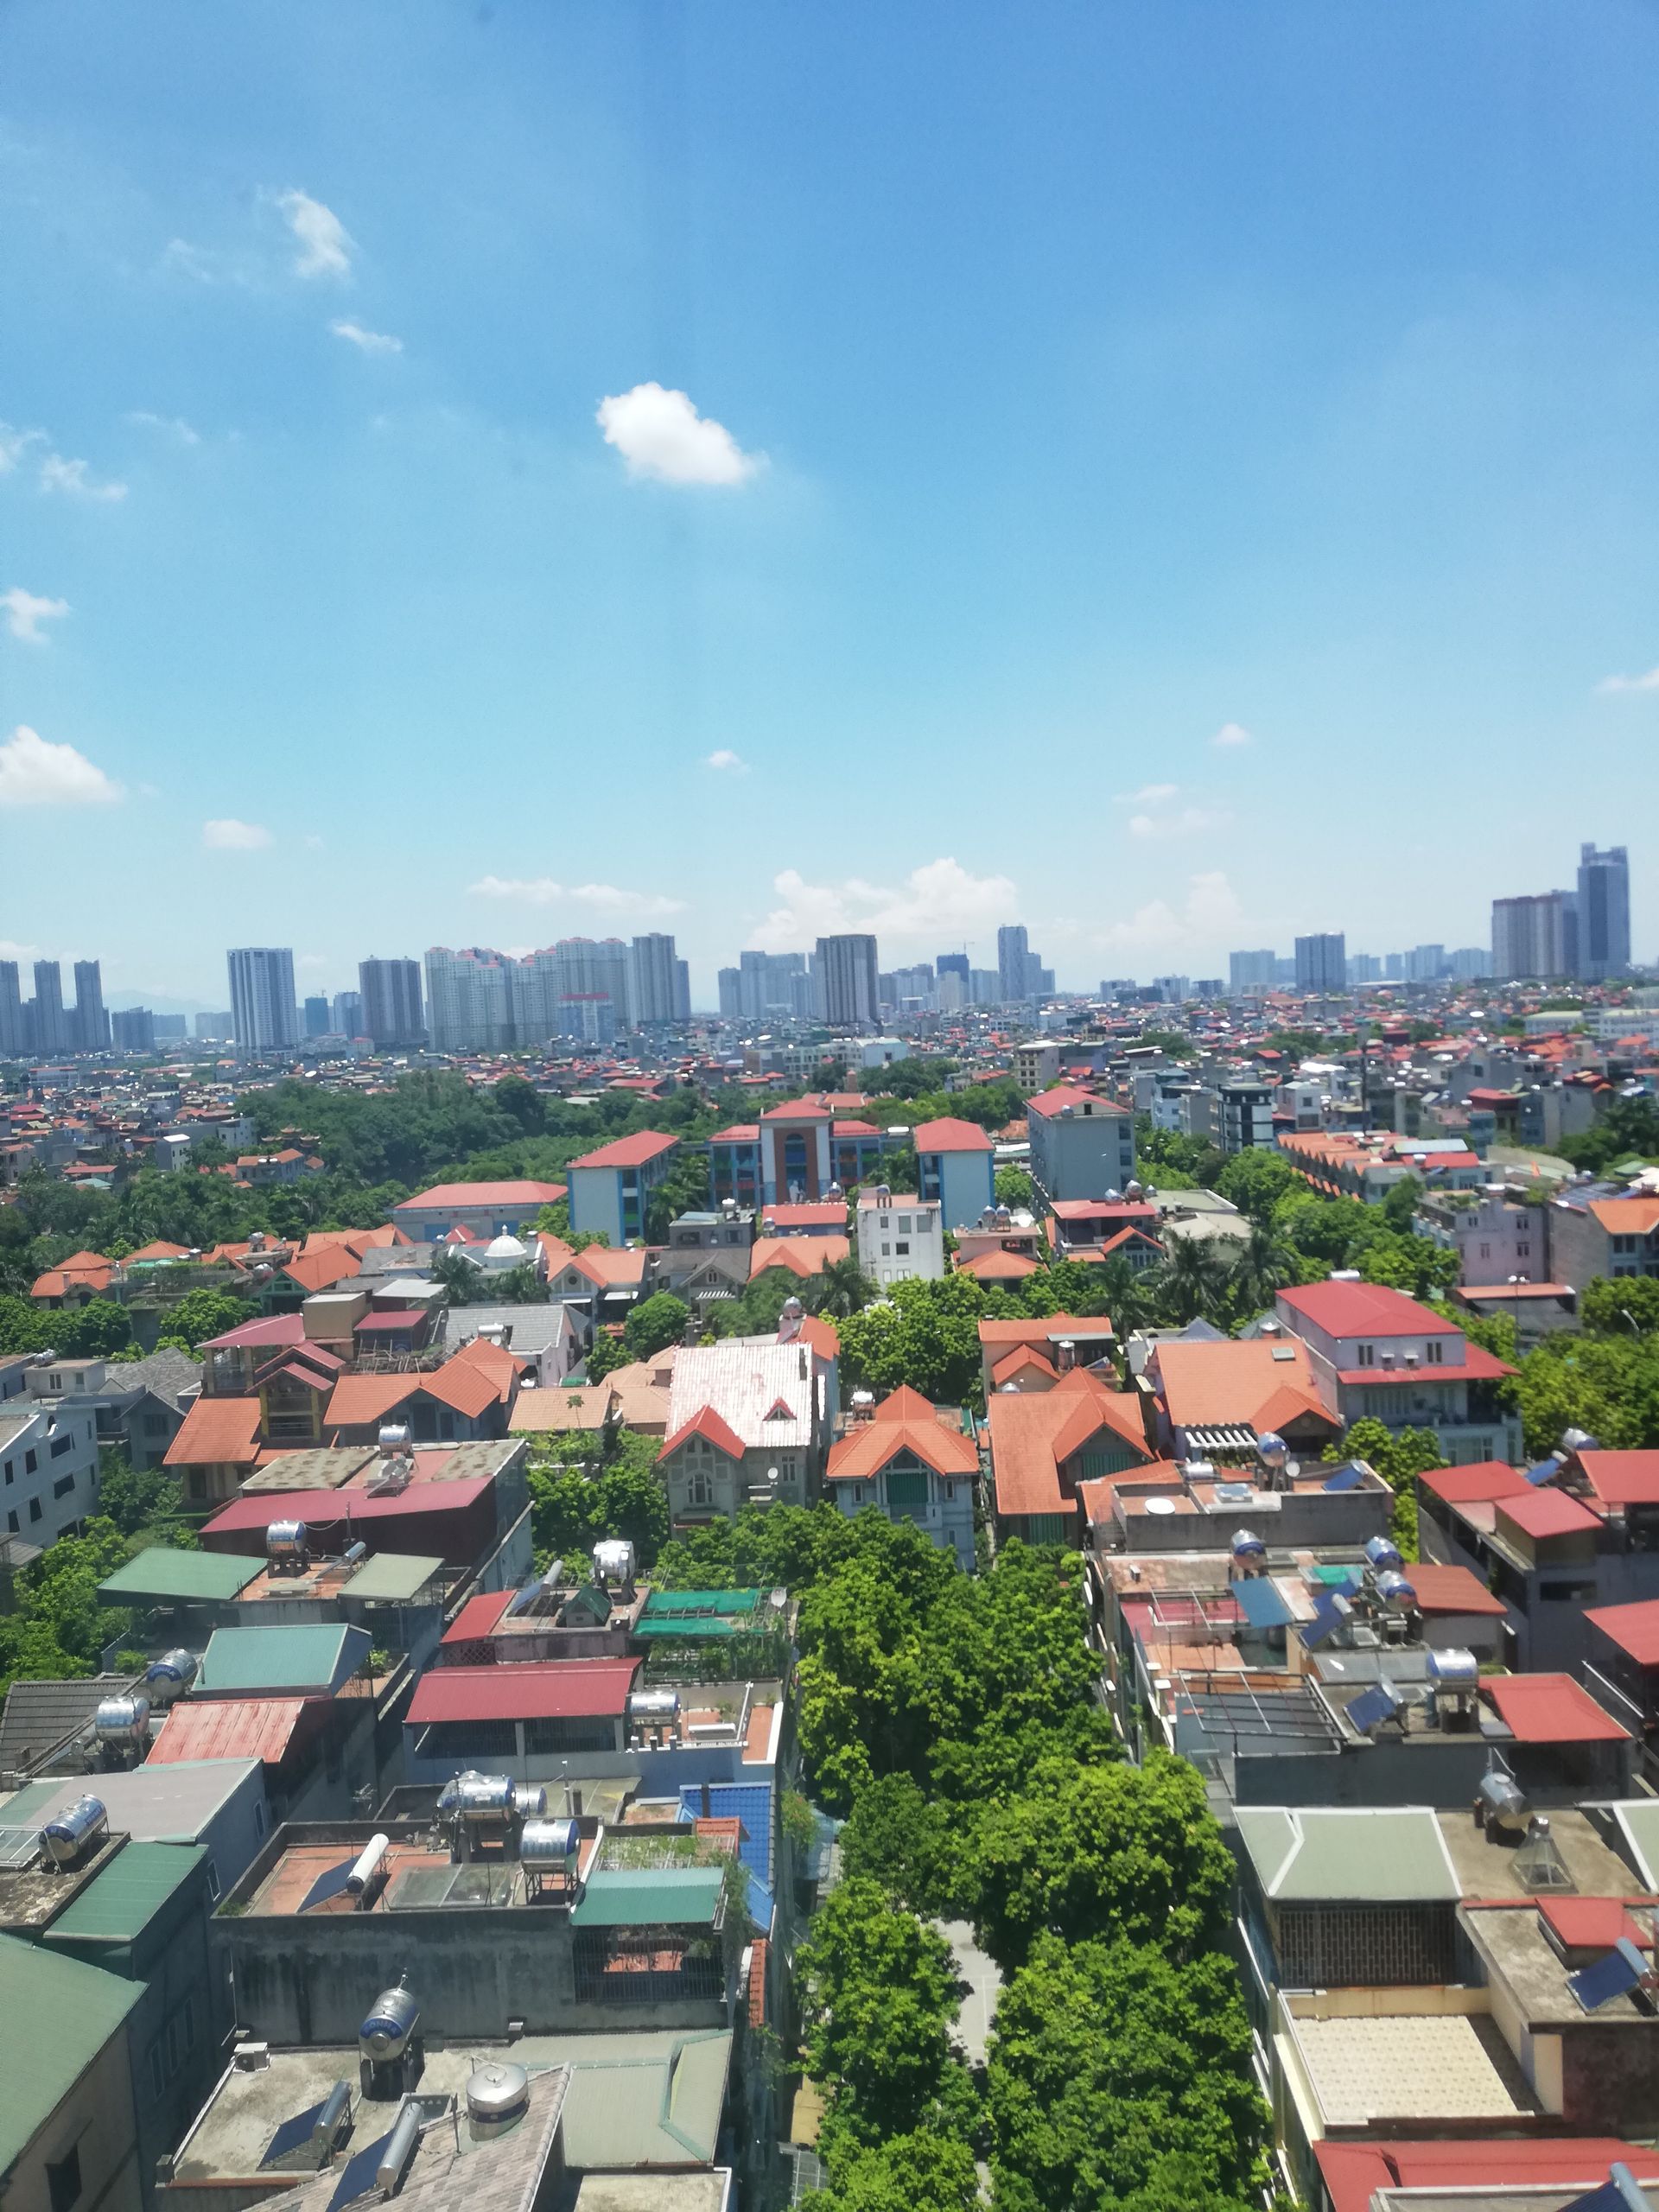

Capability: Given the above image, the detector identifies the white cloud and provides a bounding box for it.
[277,189,352,278]
[332,320,403,355]
[1128,804,1226,841]
[1090,869,1246,955]
[0,423,42,474]
[0,725,121,808]
[0,938,41,962]
[1212,721,1252,747]
[705,748,747,772]
[1597,667,1659,696]
[124,411,201,446]
[467,874,686,919]
[2,589,69,644]
[1118,781,1179,804]
[40,453,128,502]
[754,857,1017,955]
[596,383,762,486]
[202,818,273,850]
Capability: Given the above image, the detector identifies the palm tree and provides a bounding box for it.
[431,1249,476,1307]
[804,1255,879,1320]
[1157,1235,1229,1326]
[1225,1224,1300,1321]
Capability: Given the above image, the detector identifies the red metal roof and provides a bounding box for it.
[149,1696,309,1765]
[441,1589,514,1645]
[1418,1461,1531,1505]
[200,1475,493,1536]
[1316,2140,1659,2212]
[1496,1488,1603,1540]
[1481,1673,1630,1744]
[1586,1597,1659,1669]
[1578,1450,1659,1506]
[568,1131,680,1170]
[1280,1279,1453,1338]
[1403,1562,1507,1618]
[1538,1898,1654,1952]
[659,1406,747,1461]
[408,1658,639,1725]
[396,1180,569,1211]
[911,1116,994,1154]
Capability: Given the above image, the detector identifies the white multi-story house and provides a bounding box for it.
[1414,1185,1548,1287]
[1,1395,99,1548]
[855,1190,944,1287]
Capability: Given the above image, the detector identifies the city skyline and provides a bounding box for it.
[5,5,1659,1001]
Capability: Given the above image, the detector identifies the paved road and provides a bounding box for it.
[936,1916,1003,2065]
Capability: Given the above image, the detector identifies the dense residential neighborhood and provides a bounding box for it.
[8,925,1659,2212]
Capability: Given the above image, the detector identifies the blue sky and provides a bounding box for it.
[3,1,1658,1007]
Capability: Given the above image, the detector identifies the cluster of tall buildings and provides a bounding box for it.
[226,949,429,1055]
[423,934,690,1053]
[716,923,1052,1027]
[1492,843,1631,984]
[0,957,108,1056]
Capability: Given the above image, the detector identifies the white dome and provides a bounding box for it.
[486,1233,527,1261]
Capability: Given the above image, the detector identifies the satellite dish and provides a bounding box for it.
[1145,1496,1178,1516]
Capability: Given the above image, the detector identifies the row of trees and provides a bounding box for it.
[765,1518,1268,2212]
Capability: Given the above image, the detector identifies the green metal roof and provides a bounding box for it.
[0,1933,144,2170]
[633,1618,741,1638]
[99,1547,263,1603]
[1235,1806,1461,1903]
[195,1622,371,1694]
[43,1842,207,1946]
[343,1552,444,1602]
[572,1866,725,1927]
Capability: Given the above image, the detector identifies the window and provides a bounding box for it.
[1478,1243,1491,1261]
[1426,1342,1443,1364]
[1517,1243,1530,1259]
[24,1449,36,1474]
[686,1461,713,1508]
[896,1241,910,1255]
[49,1430,73,1459]
[3,1459,10,1484]
[47,2147,80,2212]
[207,1860,220,1898]
[53,1474,76,1499]
[5,1510,16,1535]
[1356,1344,1375,1367]
[28,1497,41,1522]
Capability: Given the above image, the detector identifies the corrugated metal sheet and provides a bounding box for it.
[196,1624,371,1694]
[99,1548,263,1602]
[343,1553,444,1602]
[43,1841,207,1942]
[0,1934,144,2171]
[149,1697,309,1764]
[408,1658,638,1725]
[200,1475,493,1535]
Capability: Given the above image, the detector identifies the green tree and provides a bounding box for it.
[968,1752,1234,1974]
[985,1934,1267,2212]
[493,1074,545,1134]
[1212,1148,1298,1224]
[994,1167,1034,1211]
[524,1431,671,1567]
[804,2130,980,2212]
[1224,1224,1300,1319]
[838,1772,965,1917]
[837,1274,991,1406]
[1156,1236,1230,1326]
[94,1452,194,1542]
[158,1288,257,1350]
[623,1292,690,1362]
[798,1878,974,2152]
[806,1256,879,1321]
[1582,1277,1659,1336]
[431,1250,477,1307]
[585,1331,632,1382]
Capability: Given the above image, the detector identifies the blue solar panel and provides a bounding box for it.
[327,2133,391,2212]
[678,1782,773,1884]
[1561,2171,1649,2212]
[1321,1462,1365,1492]
[297,1857,356,1914]
[1568,1938,1648,2013]
[260,2101,327,2168]
[1525,1460,1562,1486]
[1300,1596,1346,1651]
[1345,1682,1401,1733]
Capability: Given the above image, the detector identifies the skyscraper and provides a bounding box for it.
[303,996,332,1036]
[32,962,70,1054]
[936,953,970,983]
[1294,933,1347,994]
[816,934,880,1030]
[359,958,425,1047]
[423,947,515,1052]
[1229,950,1277,995]
[717,968,741,1019]
[332,990,365,1036]
[1576,843,1631,982]
[0,963,22,1056]
[628,934,683,1026]
[72,960,107,1052]
[673,958,691,1022]
[1492,893,1578,982]
[227,948,299,1054]
[997,925,1030,1001]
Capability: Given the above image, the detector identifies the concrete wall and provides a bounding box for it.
[8,2027,143,2212]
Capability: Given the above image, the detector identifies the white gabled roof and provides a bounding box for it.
[665,1335,817,1452]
